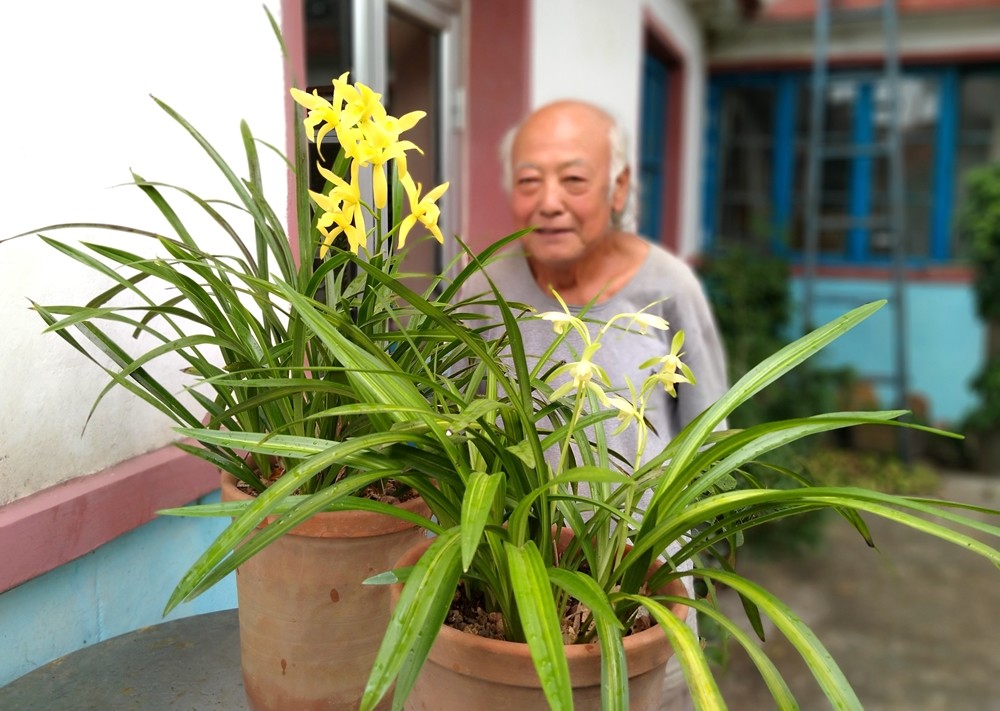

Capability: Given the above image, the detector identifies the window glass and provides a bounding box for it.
[791,81,856,255]
[387,8,441,292]
[304,0,355,258]
[712,69,1000,264]
[305,0,353,92]
[639,53,669,242]
[757,73,938,261]
[716,86,774,248]
[871,76,939,259]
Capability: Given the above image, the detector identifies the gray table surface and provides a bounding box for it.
[0,610,248,710]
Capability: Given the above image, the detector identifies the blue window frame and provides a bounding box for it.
[705,66,999,265]
[640,53,669,242]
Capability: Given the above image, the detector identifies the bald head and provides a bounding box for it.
[500,100,634,231]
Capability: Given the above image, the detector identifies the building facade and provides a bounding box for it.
[0,0,719,684]
[703,0,1000,423]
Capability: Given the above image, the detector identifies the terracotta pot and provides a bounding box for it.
[221,473,430,711]
[391,536,690,711]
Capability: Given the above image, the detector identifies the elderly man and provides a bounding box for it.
[463,100,728,709]
[468,99,727,461]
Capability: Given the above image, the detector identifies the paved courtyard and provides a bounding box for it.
[715,471,1000,710]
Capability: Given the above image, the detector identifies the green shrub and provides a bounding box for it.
[959,163,1000,443]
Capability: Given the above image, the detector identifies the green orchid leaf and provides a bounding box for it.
[671,411,915,511]
[151,96,296,281]
[460,472,503,571]
[506,439,538,468]
[505,540,573,711]
[362,567,411,586]
[548,568,627,711]
[622,593,725,710]
[694,571,862,709]
[164,430,436,612]
[668,595,798,709]
[172,442,261,490]
[646,301,888,503]
[508,466,633,545]
[360,529,462,711]
[447,397,503,433]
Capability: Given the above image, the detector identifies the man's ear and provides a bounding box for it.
[611,166,630,213]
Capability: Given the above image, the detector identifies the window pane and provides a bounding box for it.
[305,0,353,91]
[387,9,441,293]
[791,82,855,255]
[717,87,774,247]
[874,76,937,259]
[639,54,670,241]
[791,74,938,260]
[825,80,857,142]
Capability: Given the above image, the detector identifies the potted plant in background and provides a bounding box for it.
[1,20,494,711]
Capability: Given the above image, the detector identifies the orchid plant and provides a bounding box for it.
[167,272,1000,711]
[3,66,474,502]
[146,63,1000,711]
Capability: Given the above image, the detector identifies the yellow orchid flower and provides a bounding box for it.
[332,73,382,129]
[539,311,579,335]
[628,312,670,335]
[647,367,692,398]
[366,105,426,175]
[354,105,426,208]
[640,331,695,397]
[334,122,365,163]
[541,291,595,345]
[314,207,366,257]
[605,394,641,436]
[547,343,610,401]
[289,88,340,147]
[399,172,448,248]
[538,310,592,344]
[310,161,367,256]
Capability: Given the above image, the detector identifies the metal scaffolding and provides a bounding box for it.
[802,0,911,460]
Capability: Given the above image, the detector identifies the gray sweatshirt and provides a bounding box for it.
[459,243,729,471]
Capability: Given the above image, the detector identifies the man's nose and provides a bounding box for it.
[538,179,564,215]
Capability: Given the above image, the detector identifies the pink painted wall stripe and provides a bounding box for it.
[0,446,217,593]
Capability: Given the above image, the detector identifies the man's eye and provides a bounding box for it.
[516,176,540,188]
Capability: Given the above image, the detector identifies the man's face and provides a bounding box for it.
[509,104,628,269]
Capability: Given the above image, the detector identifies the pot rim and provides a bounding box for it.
[219,471,430,539]
[390,535,689,687]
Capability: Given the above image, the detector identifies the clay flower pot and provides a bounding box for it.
[391,536,689,711]
[221,473,429,711]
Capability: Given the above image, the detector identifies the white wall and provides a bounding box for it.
[0,1,289,504]
[528,0,706,257]
[710,7,1000,65]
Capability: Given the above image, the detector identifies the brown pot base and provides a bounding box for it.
[221,473,429,711]
[392,536,689,711]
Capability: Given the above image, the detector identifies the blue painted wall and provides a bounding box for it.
[0,491,237,686]
[788,277,983,424]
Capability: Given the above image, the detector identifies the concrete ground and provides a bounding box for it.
[714,471,1000,710]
